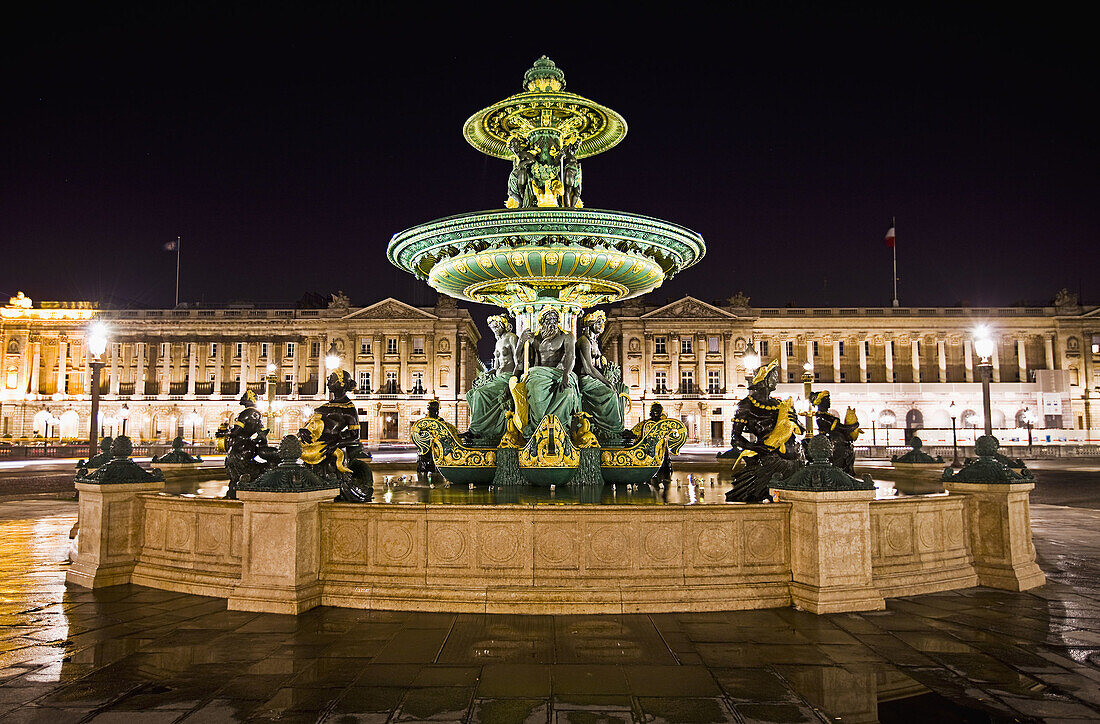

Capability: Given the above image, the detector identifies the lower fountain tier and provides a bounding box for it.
[386,208,705,307]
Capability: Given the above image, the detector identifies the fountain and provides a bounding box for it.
[393,56,700,486]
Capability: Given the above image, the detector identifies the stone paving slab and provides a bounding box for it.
[0,499,1098,722]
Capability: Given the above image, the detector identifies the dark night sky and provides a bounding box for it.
[2,3,1096,319]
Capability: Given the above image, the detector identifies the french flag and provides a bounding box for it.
[884,226,896,248]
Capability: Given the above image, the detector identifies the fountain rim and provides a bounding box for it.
[387,207,706,277]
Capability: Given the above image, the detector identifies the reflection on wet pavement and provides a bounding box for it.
[1,499,1099,722]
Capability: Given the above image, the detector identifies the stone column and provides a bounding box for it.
[670,336,679,392]
[1017,338,1027,382]
[722,332,734,392]
[373,335,383,393]
[186,343,197,398]
[937,340,947,383]
[134,342,145,398]
[456,333,466,394]
[160,343,171,396]
[67,478,165,588]
[832,340,841,384]
[109,343,120,396]
[964,340,974,383]
[991,341,1001,383]
[884,340,894,382]
[771,488,885,614]
[29,338,41,396]
[315,335,327,400]
[212,342,223,399]
[227,487,338,614]
[1044,335,1055,371]
[425,335,435,396]
[57,336,68,395]
[642,333,653,393]
[399,335,408,392]
[942,481,1046,591]
[911,340,920,383]
[858,339,867,383]
[696,334,706,393]
[239,342,249,397]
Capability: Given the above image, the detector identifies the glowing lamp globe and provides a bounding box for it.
[87,322,108,359]
[973,336,995,361]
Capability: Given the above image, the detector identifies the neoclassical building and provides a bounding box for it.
[0,293,480,445]
[2,290,1096,448]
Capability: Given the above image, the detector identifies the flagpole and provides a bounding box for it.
[891,217,898,308]
[175,235,181,308]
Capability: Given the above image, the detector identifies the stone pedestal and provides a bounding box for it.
[67,480,165,588]
[943,481,1046,591]
[771,488,885,614]
[228,487,338,614]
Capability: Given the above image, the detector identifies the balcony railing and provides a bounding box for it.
[194,382,214,395]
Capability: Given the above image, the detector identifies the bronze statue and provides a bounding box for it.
[515,308,580,438]
[575,310,629,443]
[299,369,374,502]
[224,390,278,499]
[561,138,582,208]
[725,360,805,502]
[463,315,520,445]
[810,391,860,474]
[77,436,113,470]
[506,138,537,208]
[417,399,452,477]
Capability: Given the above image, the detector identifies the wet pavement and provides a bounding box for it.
[1,497,1100,722]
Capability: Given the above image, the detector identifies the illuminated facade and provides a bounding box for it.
[0,293,480,444]
[3,290,1097,447]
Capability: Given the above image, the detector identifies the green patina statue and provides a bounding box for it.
[463,315,520,445]
[298,369,374,502]
[942,435,1034,484]
[725,360,806,502]
[238,435,332,493]
[223,390,279,499]
[153,435,203,465]
[575,310,629,444]
[770,434,875,493]
[76,436,165,485]
[515,308,580,439]
[77,436,113,470]
[811,391,861,474]
[892,436,944,465]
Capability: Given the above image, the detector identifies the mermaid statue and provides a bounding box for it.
[725,360,806,502]
[298,369,374,502]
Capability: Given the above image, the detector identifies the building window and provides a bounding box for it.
[654,336,667,355]
[411,371,425,394]
[186,343,194,356]
[840,371,846,382]
[680,370,694,393]
[286,342,295,358]
[260,343,269,358]
[311,341,320,357]
[759,340,769,357]
[385,370,398,394]
[814,371,820,382]
[284,374,292,383]
[161,343,168,357]
[707,336,720,354]
[785,341,794,356]
[889,341,895,354]
[915,340,922,354]
[387,338,398,355]
[359,338,371,355]
[863,340,870,356]
[412,337,424,354]
[837,341,845,356]
[359,370,371,392]
[707,370,720,394]
[812,341,819,356]
[235,342,244,358]
[654,371,668,393]
[209,342,218,357]
[680,336,692,355]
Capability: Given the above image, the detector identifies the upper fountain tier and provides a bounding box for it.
[387,57,704,314]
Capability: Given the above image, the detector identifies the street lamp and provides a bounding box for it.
[879,410,896,447]
[86,322,108,459]
[185,409,201,442]
[948,401,960,467]
[801,362,814,434]
[324,341,341,401]
[742,350,760,375]
[973,327,996,438]
[118,403,130,437]
[265,362,278,433]
[1022,407,1037,454]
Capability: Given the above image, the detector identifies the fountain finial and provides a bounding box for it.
[524,56,566,92]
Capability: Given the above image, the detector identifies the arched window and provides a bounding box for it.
[960,409,979,428]
[905,409,924,429]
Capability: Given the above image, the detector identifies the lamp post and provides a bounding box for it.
[324,341,341,400]
[880,410,896,447]
[801,362,814,434]
[870,407,877,447]
[1022,407,1037,454]
[86,322,108,459]
[948,401,960,467]
[185,409,200,442]
[118,403,130,437]
[265,362,278,432]
[973,328,996,438]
